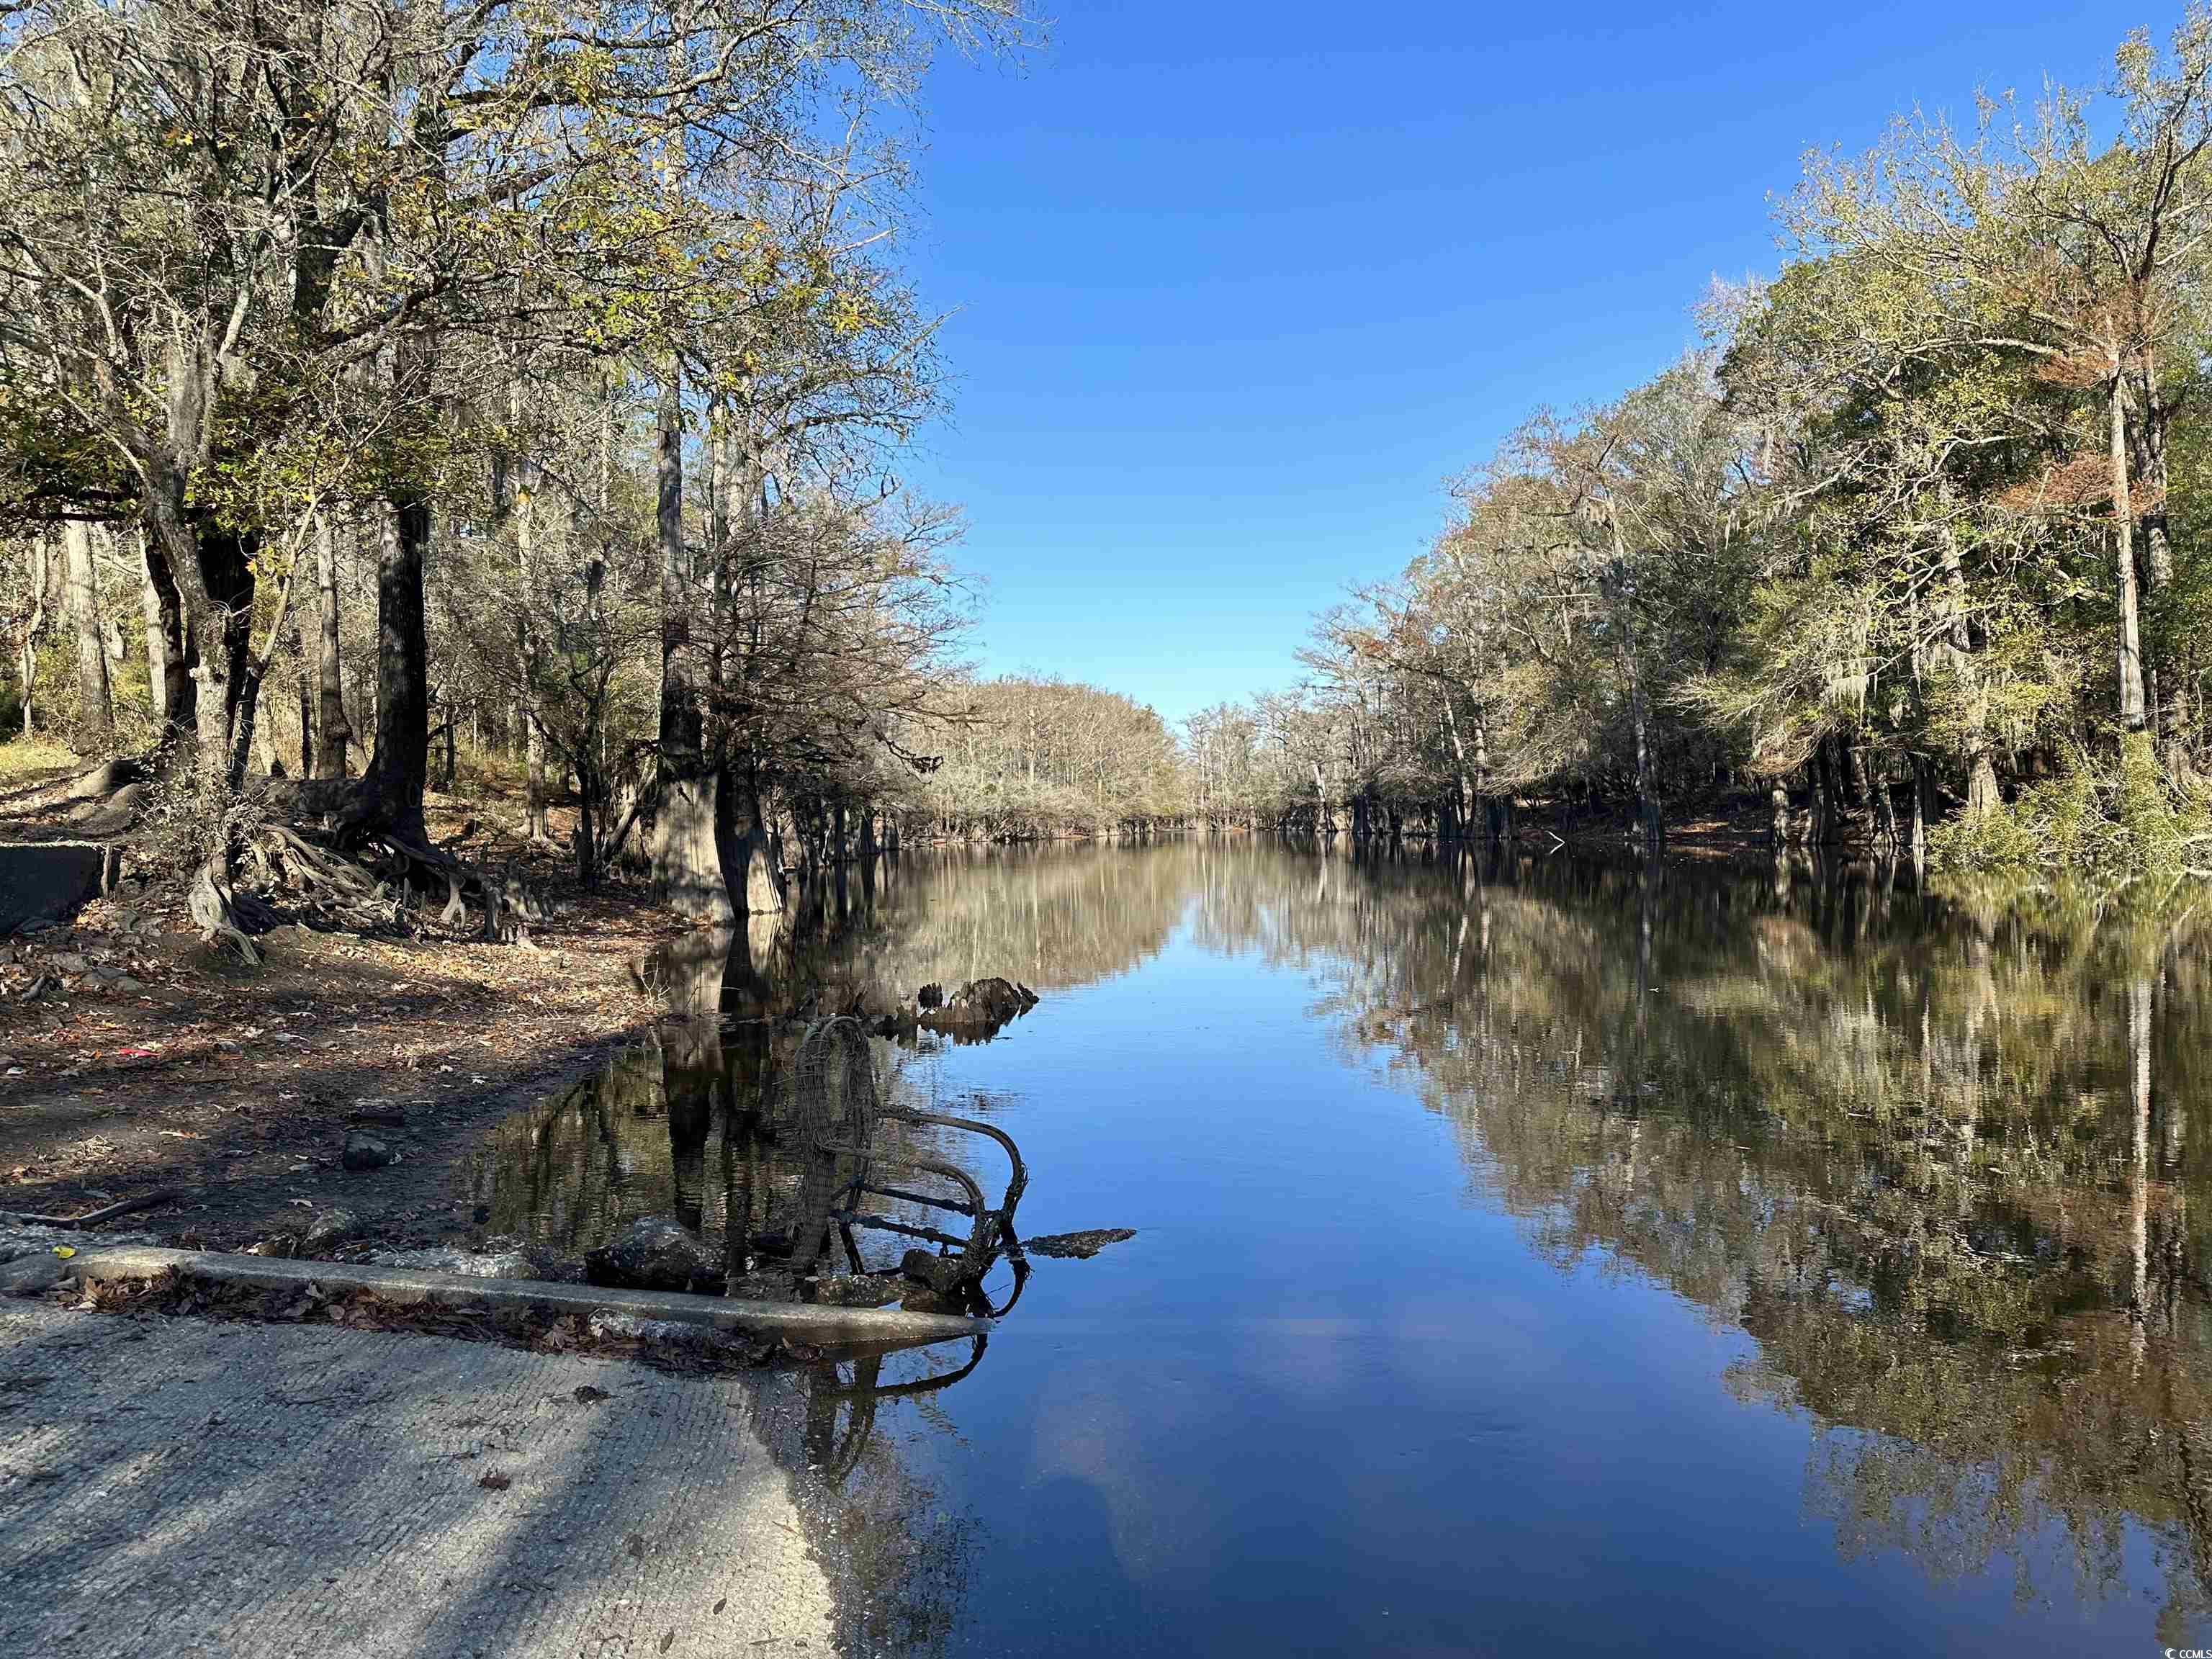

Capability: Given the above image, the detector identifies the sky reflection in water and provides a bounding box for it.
[492,843,2212,1658]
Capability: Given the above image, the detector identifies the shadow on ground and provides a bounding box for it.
[0,1299,837,1658]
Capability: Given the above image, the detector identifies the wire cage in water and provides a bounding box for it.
[762,1015,1028,1303]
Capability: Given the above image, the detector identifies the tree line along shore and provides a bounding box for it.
[8,6,2212,940]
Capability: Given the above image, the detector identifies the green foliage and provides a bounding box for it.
[1930,733,2212,889]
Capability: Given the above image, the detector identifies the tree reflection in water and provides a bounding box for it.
[1197,844,2212,1639]
[469,842,2212,1648]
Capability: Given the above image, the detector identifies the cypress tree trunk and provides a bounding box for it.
[203,526,258,788]
[1843,740,1877,846]
[650,358,732,922]
[254,695,281,775]
[517,455,548,840]
[503,378,549,840]
[715,765,783,915]
[348,298,440,844]
[1910,757,1929,875]
[143,502,255,788]
[1603,518,1661,851]
[1874,759,1899,854]
[1619,640,1661,851]
[2131,361,2193,779]
[1442,696,1478,840]
[135,341,258,783]
[1937,526,1999,819]
[349,495,431,842]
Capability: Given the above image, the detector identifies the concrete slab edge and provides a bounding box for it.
[58,1244,992,1346]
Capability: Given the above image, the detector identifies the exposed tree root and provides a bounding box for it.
[179,824,549,961]
[375,832,547,945]
[51,758,549,963]
[244,823,407,934]
[188,855,269,964]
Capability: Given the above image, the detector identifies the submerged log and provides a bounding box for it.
[1024,1228,1136,1260]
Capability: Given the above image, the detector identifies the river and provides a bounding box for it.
[472,842,2212,1656]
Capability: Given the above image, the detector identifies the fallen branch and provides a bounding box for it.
[0,1187,181,1229]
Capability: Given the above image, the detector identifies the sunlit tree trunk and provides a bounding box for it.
[2131,357,2193,779]
[17,536,51,738]
[313,513,351,777]
[2110,377,2149,737]
[290,615,313,778]
[61,521,112,753]
[716,764,783,915]
[1938,526,1999,819]
[1442,695,1477,840]
[518,459,548,842]
[137,529,182,738]
[1910,757,1928,876]
[500,376,549,840]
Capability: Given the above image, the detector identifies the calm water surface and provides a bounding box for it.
[481,844,2212,1657]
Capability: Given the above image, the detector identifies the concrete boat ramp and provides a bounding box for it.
[0,1298,840,1658]
[0,1246,992,1656]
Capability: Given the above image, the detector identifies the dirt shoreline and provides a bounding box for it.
[0,860,676,1251]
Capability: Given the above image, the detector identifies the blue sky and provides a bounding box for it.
[896,1,2131,729]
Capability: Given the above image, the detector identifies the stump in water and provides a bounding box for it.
[916,977,1038,1040]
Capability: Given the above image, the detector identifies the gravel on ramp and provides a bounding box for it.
[0,1301,835,1658]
